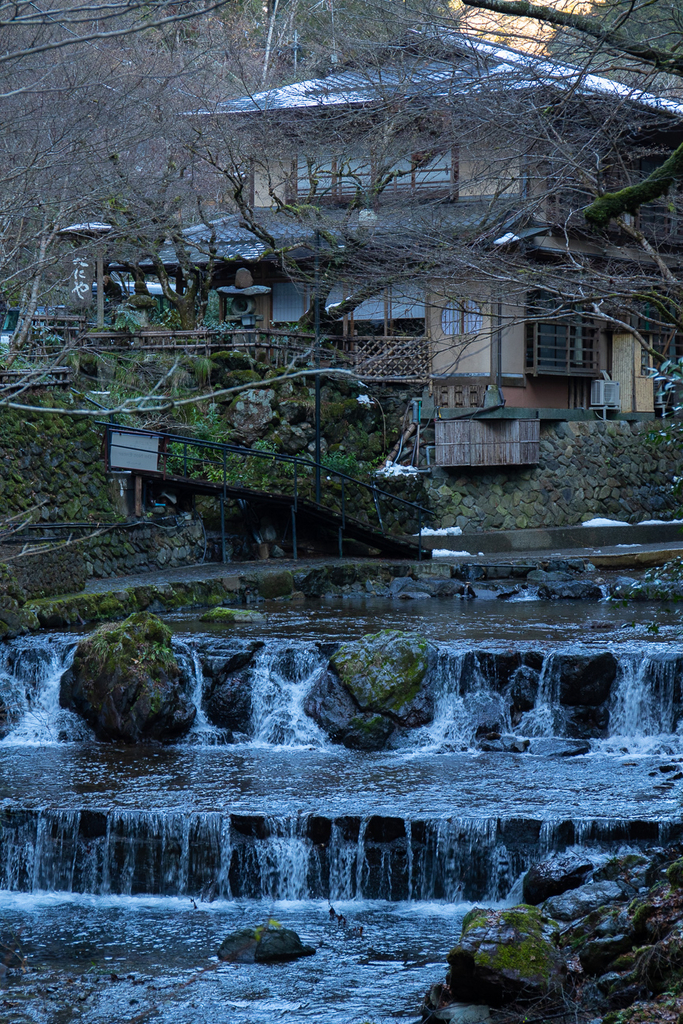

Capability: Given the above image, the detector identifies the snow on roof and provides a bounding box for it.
[59,222,113,234]
[209,31,683,120]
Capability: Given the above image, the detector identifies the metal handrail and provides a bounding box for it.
[100,422,432,559]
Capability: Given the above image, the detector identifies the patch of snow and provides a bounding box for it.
[614,544,641,548]
[432,548,471,557]
[478,552,484,556]
[581,517,630,527]
[416,526,463,536]
[639,519,676,526]
[356,394,372,405]
[493,232,519,245]
[60,221,112,233]
[376,462,419,477]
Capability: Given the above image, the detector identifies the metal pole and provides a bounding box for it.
[338,525,343,559]
[314,229,321,504]
[291,506,297,560]
[221,447,227,563]
[96,257,104,328]
[418,509,422,562]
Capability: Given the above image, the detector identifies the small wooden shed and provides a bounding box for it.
[435,418,540,467]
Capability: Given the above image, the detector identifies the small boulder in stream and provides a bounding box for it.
[523,853,594,905]
[218,923,315,963]
[59,612,196,743]
[446,905,565,1005]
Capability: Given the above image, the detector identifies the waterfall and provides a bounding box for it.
[0,634,84,745]
[608,653,681,743]
[3,808,674,901]
[173,641,225,746]
[517,654,563,738]
[248,643,328,747]
[1,630,682,752]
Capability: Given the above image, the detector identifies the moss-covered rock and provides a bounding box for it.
[200,607,264,624]
[59,611,196,742]
[218,923,315,963]
[330,629,435,727]
[447,905,565,1006]
[666,857,683,888]
[258,570,293,600]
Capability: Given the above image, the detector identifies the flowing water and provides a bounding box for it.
[2,598,683,1021]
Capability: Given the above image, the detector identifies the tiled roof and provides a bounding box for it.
[205,30,683,119]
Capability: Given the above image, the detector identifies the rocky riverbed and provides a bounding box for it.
[424,848,683,1024]
[2,598,683,1022]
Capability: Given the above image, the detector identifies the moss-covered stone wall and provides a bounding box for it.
[423,420,683,532]
[0,404,116,521]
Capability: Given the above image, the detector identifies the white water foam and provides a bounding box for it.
[248,643,328,748]
[174,640,225,746]
[0,635,85,745]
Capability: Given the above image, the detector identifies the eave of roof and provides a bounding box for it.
[201,30,683,121]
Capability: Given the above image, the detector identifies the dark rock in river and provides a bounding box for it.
[218,924,315,963]
[447,905,565,1005]
[555,652,617,706]
[527,737,590,757]
[330,630,435,728]
[200,639,263,732]
[303,670,394,750]
[542,880,624,921]
[523,854,594,905]
[59,612,196,743]
[205,670,252,731]
[200,640,264,680]
[538,581,603,600]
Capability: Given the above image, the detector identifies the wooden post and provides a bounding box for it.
[134,475,142,517]
[96,258,104,328]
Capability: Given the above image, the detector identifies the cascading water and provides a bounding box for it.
[2,631,683,751]
[0,634,84,744]
[608,653,681,743]
[248,643,328,747]
[1,806,676,901]
[173,640,226,746]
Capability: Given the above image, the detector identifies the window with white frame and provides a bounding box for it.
[441,299,483,336]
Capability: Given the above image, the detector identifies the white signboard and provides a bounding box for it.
[110,431,159,472]
[69,257,93,307]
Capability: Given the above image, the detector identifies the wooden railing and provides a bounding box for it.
[81,328,316,367]
[336,334,430,380]
[17,323,431,381]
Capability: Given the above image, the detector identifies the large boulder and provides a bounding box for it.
[226,388,275,444]
[218,924,315,963]
[523,854,594,905]
[330,630,435,727]
[303,671,394,750]
[543,880,624,922]
[555,652,617,706]
[59,612,196,743]
[205,670,252,731]
[447,906,565,1006]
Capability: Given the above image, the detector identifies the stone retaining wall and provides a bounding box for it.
[423,420,683,532]
[82,516,205,579]
[0,516,205,602]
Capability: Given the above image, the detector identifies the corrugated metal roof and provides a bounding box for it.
[206,30,683,120]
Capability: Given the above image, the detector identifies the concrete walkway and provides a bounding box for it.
[82,535,683,594]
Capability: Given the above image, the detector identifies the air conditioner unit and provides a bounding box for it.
[590,379,620,410]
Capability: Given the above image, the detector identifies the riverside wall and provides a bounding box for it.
[0,517,205,601]
[422,419,683,532]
